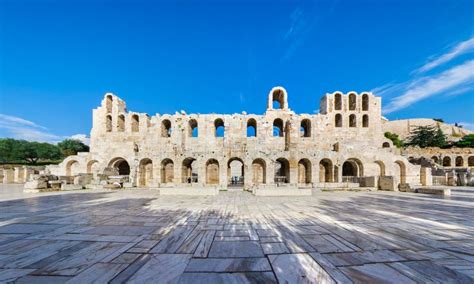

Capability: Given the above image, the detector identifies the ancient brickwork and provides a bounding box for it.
[48,87,421,190]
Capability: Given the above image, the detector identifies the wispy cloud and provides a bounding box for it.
[415,37,474,74]
[457,122,474,131]
[383,60,474,114]
[0,113,89,144]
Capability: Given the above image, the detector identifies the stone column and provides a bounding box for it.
[420,167,432,186]
[14,167,25,183]
[289,160,298,185]
[220,162,227,189]
[266,162,275,185]
[3,169,14,184]
[244,164,252,189]
[174,162,182,185]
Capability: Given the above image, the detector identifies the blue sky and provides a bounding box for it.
[0,0,473,143]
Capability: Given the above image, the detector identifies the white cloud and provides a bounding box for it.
[0,113,89,144]
[415,37,474,74]
[383,60,474,114]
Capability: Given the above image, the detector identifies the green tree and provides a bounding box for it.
[37,142,62,160]
[405,125,446,148]
[455,134,474,148]
[57,139,89,157]
[384,132,404,148]
[19,142,39,164]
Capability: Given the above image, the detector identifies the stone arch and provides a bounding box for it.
[228,157,245,186]
[275,158,290,183]
[443,156,451,167]
[273,118,284,137]
[182,158,197,183]
[247,118,257,137]
[334,93,342,110]
[161,119,172,137]
[319,159,333,183]
[362,115,369,127]
[349,93,356,110]
[87,160,99,174]
[469,156,474,167]
[269,87,288,110]
[109,157,130,175]
[138,158,153,187]
[66,160,80,176]
[362,94,369,111]
[131,114,139,132]
[342,158,364,179]
[335,114,342,127]
[161,159,174,184]
[298,159,312,184]
[214,118,225,137]
[300,119,311,137]
[374,160,386,176]
[106,115,112,132]
[188,119,198,138]
[431,156,439,165]
[206,159,220,185]
[117,114,125,132]
[455,156,463,167]
[106,95,113,113]
[252,158,266,185]
[394,160,406,185]
[349,114,356,127]
[382,142,390,148]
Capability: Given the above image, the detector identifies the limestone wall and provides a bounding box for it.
[49,86,420,190]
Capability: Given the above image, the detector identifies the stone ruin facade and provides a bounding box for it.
[46,86,425,193]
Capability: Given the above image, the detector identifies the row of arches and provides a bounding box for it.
[105,114,140,133]
[431,156,474,167]
[66,156,408,189]
[334,93,369,111]
[335,114,369,128]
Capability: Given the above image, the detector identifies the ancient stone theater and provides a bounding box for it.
[48,86,423,194]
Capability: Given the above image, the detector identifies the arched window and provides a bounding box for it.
[455,156,463,167]
[106,115,112,132]
[443,157,451,167]
[382,142,390,148]
[335,114,342,127]
[117,115,125,132]
[300,119,311,137]
[161,119,172,137]
[334,93,342,110]
[273,118,284,137]
[247,118,257,137]
[131,114,139,132]
[362,115,369,127]
[349,93,356,110]
[349,114,356,127]
[272,89,285,109]
[362,94,369,111]
[214,118,225,137]
[188,119,198,137]
[106,95,113,113]
[469,156,474,167]
[432,156,439,164]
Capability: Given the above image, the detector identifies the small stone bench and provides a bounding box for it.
[415,187,451,196]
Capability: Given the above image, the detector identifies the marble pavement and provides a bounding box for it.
[0,184,473,283]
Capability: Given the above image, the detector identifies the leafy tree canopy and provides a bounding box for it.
[384,132,404,148]
[455,134,474,148]
[405,125,446,148]
[0,138,88,164]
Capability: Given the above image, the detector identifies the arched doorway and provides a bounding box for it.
[275,158,290,184]
[182,158,197,183]
[374,160,386,176]
[138,158,153,187]
[455,156,463,167]
[206,159,219,185]
[109,158,131,175]
[298,159,312,184]
[87,160,99,175]
[66,160,79,176]
[161,159,174,184]
[228,158,244,187]
[395,160,406,185]
[342,158,364,182]
[252,159,266,185]
[443,157,451,167]
[319,159,333,183]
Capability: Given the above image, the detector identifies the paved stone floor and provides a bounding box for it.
[0,184,473,283]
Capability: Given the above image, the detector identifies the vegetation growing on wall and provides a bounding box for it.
[455,134,474,148]
[0,138,89,165]
[384,132,404,148]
